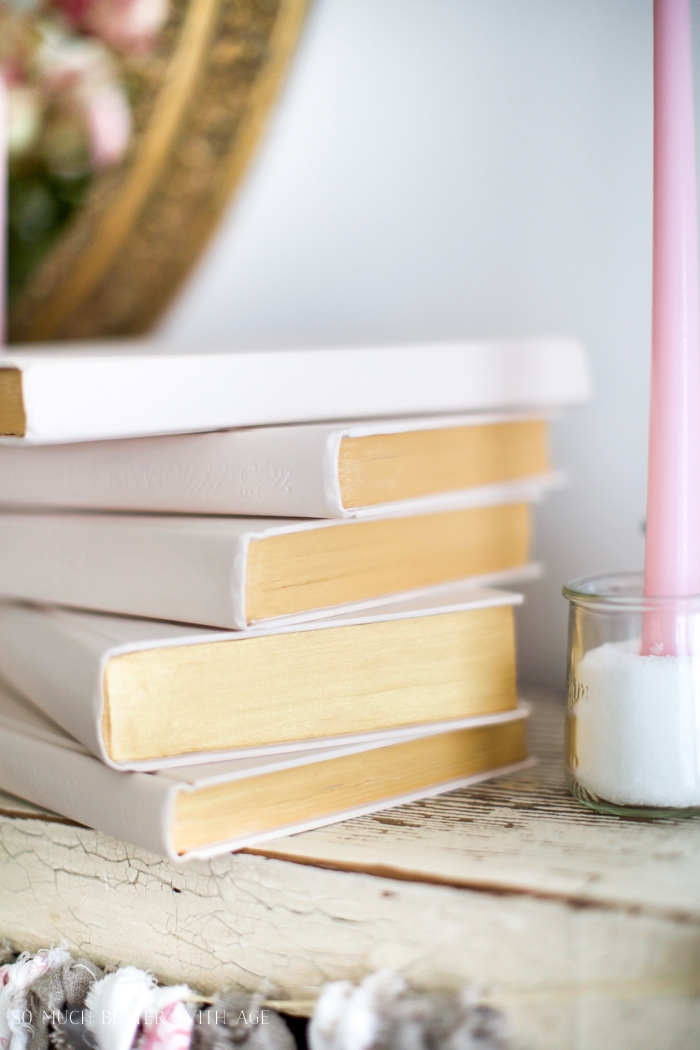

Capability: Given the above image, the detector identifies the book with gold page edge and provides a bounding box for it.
[0,492,540,628]
[0,587,521,770]
[0,339,589,443]
[0,410,557,519]
[0,678,531,863]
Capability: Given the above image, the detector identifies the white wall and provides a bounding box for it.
[160,0,678,688]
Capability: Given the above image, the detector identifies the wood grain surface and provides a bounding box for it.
[253,690,700,921]
[1,693,699,1049]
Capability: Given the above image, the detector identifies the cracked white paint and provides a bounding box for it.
[1,696,700,1047]
[0,817,699,1050]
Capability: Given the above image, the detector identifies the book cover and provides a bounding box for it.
[0,587,522,770]
[0,496,540,627]
[0,339,589,443]
[0,411,559,518]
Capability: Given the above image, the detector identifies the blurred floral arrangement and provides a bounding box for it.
[1,0,169,300]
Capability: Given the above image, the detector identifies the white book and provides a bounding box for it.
[0,587,522,770]
[0,495,541,628]
[0,410,560,519]
[0,678,531,862]
[0,338,589,444]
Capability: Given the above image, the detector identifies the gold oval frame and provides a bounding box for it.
[9,0,309,343]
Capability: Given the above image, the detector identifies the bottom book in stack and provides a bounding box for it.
[0,587,531,861]
[0,682,530,861]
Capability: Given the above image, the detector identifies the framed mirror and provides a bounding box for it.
[6,0,308,342]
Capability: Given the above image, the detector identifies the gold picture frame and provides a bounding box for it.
[9,0,309,343]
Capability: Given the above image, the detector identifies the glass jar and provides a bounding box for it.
[563,572,700,818]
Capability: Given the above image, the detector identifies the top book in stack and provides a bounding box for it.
[0,338,589,444]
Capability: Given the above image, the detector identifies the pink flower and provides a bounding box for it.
[36,25,131,171]
[84,80,130,166]
[139,998,193,1050]
[54,0,169,54]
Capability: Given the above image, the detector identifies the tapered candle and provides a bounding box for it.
[642,0,700,655]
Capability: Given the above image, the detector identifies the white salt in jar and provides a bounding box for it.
[564,573,700,818]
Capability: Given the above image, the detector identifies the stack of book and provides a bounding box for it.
[0,338,588,860]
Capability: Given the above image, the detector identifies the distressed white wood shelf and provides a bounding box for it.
[1,692,699,1050]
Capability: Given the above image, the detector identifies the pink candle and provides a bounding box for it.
[642,0,700,655]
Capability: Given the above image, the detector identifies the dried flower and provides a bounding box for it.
[309,971,511,1050]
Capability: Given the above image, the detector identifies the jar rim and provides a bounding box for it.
[563,571,700,607]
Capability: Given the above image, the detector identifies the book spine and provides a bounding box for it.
[0,603,107,759]
[0,427,344,518]
[5,340,590,444]
[0,514,249,629]
[0,724,175,857]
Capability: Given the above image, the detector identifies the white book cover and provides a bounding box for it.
[0,409,561,519]
[0,586,522,771]
[0,494,542,628]
[0,338,590,444]
[0,678,532,863]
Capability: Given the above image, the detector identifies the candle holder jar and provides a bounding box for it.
[564,572,700,819]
